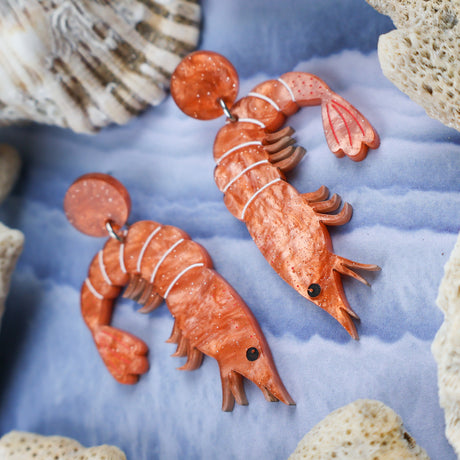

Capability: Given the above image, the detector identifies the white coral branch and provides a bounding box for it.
[0,431,126,460]
[366,0,460,131]
[432,232,460,457]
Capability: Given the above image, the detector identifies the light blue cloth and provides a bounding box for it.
[0,1,459,458]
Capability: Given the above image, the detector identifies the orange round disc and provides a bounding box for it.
[170,50,239,120]
[64,173,131,237]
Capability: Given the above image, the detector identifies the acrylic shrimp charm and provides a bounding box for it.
[171,51,381,339]
[64,173,294,411]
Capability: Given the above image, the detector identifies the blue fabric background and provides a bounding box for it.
[0,0,459,458]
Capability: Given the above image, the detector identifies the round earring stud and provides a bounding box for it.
[170,50,239,120]
[64,172,131,237]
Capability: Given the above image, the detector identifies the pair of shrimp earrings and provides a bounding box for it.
[170,51,381,340]
[66,50,380,411]
[65,173,294,412]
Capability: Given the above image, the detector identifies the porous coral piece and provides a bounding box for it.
[0,144,21,203]
[432,232,460,457]
[288,399,429,459]
[366,0,460,131]
[0,431,126,460]
[0,145,23,327]
[0,223,24,326]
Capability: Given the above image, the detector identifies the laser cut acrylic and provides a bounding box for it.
[171,51,381,339]
[64,173,294,412]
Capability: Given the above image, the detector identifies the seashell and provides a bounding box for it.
[366,0,460,131]
[289,399,430,459]
[0,0,201,133]
[0,431,126,460]
[432,232,460,457]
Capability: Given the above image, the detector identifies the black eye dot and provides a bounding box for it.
[307,283,321,298]
[246,347,259,361]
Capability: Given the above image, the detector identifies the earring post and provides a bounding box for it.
[218,98,237,122]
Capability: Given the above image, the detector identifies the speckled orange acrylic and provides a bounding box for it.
[172,51,381,339]
[65,173,294,411]
[64,173,131,237]
[170,50,239,120]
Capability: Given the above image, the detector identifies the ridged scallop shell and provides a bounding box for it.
[0,0,201,133]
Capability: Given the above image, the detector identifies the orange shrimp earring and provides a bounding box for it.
[64,173,294,412]
[170,51,381,340]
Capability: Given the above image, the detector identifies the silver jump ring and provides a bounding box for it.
[105,220,125,243]
[218,98,237,122]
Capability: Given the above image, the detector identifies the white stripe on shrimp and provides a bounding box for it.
[216,141,262,165]
[98,250,113,286]
[136,226,162,273]
[164,263,205,299]
[119,242,127,274]
[277,77,296,103]
[241,178,282,220]
[236,117,266,128]
[85,278,104,300]
[149,238,185,284]
[223,160,269,193]
[248,91,281,111]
